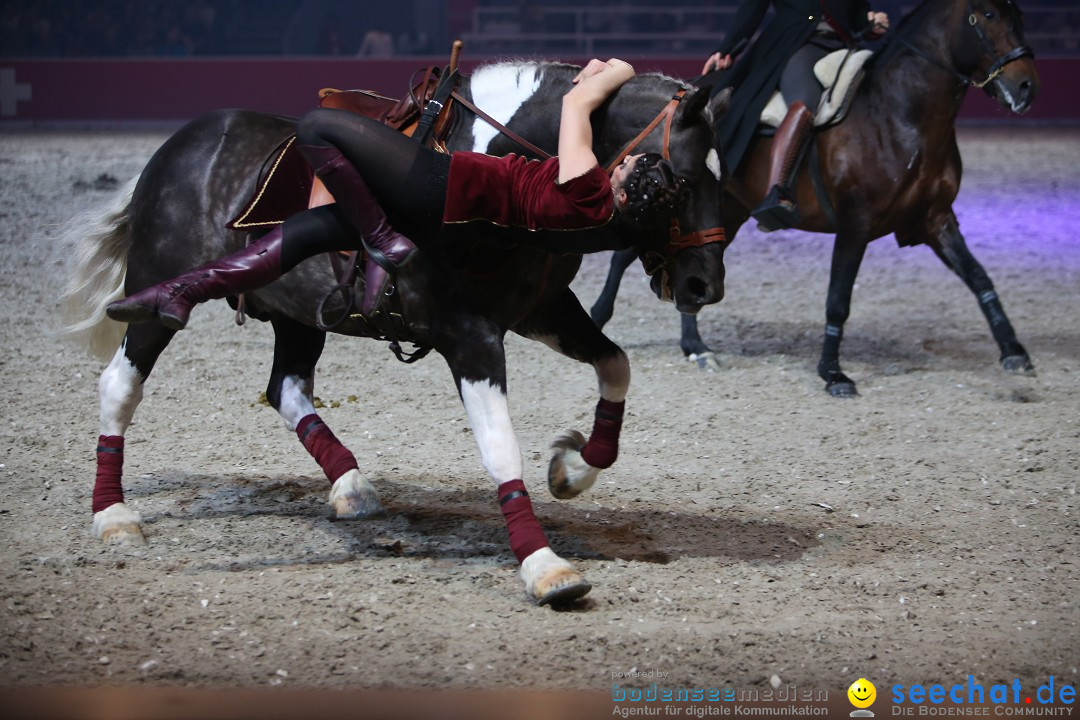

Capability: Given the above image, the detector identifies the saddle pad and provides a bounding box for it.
[226,136,315,229]
[760,49,873,127]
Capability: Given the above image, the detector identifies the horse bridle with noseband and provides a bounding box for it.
[897,0,1034,89]
[599,89,726,278]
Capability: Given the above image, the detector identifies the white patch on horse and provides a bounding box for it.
[524,332,629,402]
[706,148,722,182]
[278,375,317,430]
[460,379,523,483]
[98,341,144,436]
[468,63,542,153]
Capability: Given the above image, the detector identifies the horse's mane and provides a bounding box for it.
[471,59,689,92]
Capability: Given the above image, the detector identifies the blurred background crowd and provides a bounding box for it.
[2,0,1077,58]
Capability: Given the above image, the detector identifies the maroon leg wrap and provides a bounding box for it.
[296,414,358,483]
[92,435,125,514]
[580,398,625,469]
[498,480,550,564]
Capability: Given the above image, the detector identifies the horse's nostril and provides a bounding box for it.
[687,276,707,300]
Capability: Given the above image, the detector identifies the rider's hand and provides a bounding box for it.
[573,58,633,84]
[700,52,733,75]
[868,11,889,36]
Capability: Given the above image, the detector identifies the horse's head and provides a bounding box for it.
[952,0,1039,112]
[602,78,732,314]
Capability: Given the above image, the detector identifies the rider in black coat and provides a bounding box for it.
[700,0,888,230]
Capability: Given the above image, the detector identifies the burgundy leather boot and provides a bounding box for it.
[298,144,417,314]
[106,225,283,330]
[751,101,815,232]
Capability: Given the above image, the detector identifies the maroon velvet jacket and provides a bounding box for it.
[442,153,614,231]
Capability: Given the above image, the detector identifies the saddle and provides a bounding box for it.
[227,65,456,230]
[759,48,873,129]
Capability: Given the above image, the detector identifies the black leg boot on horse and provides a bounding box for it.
[298,144,419,315]
[106,226,283,330]
[752,100,814,232]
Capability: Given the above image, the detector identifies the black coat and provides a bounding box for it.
[702,0,874,171]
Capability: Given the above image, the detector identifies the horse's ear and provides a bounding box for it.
[706,87,733,125]
[674,87,711,128]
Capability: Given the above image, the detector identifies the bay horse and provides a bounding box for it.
[60,60,729,605]
[591,0,1039,397]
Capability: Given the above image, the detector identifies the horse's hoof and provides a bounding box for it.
[533,566,592,607]
[827,381,858,398]
[688,352,720,372]
[332,493,385,520]
[329,470,384,519]
[93,503,146,545]
[1001,355,1036,376]
[100,523,147,546]
[548,431,598,500]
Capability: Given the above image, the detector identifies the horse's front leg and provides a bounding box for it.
[442,317,591,607]
[266,316,382,518]
[818,230,869,397]
[921,210,1034,375]
[92,323,176,544]
[515,289,630,500]
[589,248,637,328]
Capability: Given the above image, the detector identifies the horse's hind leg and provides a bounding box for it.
[266,316,382,518]
[92,323,176,544]
[516,289,630,500]
[921,210,1034,374]
[818,230,869,397]
[441,315,590,607]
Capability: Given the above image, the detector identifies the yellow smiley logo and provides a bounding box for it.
[848,678,877,709]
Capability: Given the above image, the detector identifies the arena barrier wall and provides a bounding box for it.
[1,57,1076,125]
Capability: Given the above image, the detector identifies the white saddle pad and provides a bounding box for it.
[760,48,873,127]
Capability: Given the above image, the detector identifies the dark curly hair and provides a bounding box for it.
[617,153,690,228]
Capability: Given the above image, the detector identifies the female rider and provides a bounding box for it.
[699,0,889,231]
[106,58,687,325]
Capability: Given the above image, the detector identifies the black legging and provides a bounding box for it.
[779,34,846,110]
[278,108,451,271]
[296,108,449,232]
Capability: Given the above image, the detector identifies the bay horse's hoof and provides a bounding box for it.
[329,470,385,519]
[532,566,592,607]
[688,351,720,371]
[548,430,598,500]
[1001,354,1035,376]
[92,503,146,545]
[824,371,859,398]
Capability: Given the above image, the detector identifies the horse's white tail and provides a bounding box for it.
[56,175,139,360]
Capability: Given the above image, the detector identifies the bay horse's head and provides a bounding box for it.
[950,0,1039,112]
[599,77,732,314]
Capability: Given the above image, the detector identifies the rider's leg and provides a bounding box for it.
[296,108,449,312]
[752,43,826,231]
[107,206,358,329]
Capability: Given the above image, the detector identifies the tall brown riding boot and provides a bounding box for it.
[106,225,283,330]
[751,101,815,232]
[298,144,418,315]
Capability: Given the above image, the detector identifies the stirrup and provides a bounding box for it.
[752,186,800,232]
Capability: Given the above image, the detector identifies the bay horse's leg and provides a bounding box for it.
[265,316,382,518]
[589,248,637,328]
[92,323,176,544]
[818,231,869,398]
[517,289,630,501]
[442,315,591,606]
[919,211,1034,374]
[680,312,721,371]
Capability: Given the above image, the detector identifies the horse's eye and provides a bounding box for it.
[984,10,996,19]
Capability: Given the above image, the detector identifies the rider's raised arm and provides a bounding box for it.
[557,58,635,183]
